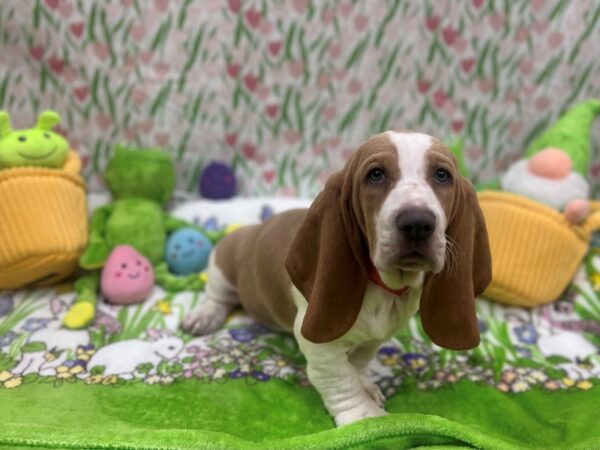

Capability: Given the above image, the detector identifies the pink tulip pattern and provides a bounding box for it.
[0,0,599,196]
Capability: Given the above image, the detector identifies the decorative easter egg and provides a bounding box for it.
[199,162,236,199]
[101,245,154,305]
[165,228,213,275]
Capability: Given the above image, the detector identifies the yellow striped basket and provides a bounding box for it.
[0,151,88,289]
[478,191,600,307]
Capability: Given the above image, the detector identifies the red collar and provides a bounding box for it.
[368,264,410,297]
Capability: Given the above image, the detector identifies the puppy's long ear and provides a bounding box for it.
[420,178,492,350]
[285,170,369,343]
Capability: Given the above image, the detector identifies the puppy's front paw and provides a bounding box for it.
[181,302,228,336]
[360,376,386,408]
[334,400,387,427]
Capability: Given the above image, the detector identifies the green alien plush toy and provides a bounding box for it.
[64,145,222,329]
[0,110,70,168]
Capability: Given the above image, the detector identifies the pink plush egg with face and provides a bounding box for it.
[101,245,154,305]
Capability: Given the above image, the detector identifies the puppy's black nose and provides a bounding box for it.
[396,210,436,242]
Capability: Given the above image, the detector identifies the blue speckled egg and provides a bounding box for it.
[165,228,213,275]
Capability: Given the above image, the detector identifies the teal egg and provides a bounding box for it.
[165,228,213,275]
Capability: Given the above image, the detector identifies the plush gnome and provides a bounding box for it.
[501,99,600,224]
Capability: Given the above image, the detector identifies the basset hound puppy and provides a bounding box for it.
[182,131,492,426]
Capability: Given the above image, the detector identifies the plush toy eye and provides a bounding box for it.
[137,260,142,266]
[44,132,50,138]
[121,263,127,269]
[18,135,26,142]
[188,237,194,244]
[367,168,385,184]
[175,244,181,250]
[434,168,452,185]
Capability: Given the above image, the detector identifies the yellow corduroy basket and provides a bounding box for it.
[0,151,88,289]
[478,191,600,307]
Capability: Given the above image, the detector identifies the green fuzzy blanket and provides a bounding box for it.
[1,199,600,449]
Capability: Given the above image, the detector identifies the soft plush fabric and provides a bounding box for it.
[0,110,69,169]
[101,245,155,305]
[525,99,600,175]
[479,191,600,307]
[2,197,600,449]
[0,151,87,289]
[165,228,213,275]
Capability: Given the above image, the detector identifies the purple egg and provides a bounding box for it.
[199,162,237,200]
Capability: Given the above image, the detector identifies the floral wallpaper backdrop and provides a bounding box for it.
[0,0,599,196]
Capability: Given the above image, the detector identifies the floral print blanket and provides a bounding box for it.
[1,198,600,449]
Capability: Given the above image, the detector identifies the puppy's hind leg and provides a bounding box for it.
[182,252,239,336]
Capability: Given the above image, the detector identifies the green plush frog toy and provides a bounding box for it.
[0,110,69,168]
[64,145,222,329]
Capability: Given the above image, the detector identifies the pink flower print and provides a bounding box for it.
[154,0,169,12]
[533,20,549,34]
[461,58,475,73]
[268,41,282,56]
[338,1,353,16]
[243,73,259,91]
[292,0,308,13]
[283,130,300,145]
[154,132,169,147]
[154,62,170,78]
[227,63,241,78]
[417,79,431,93]
[488,13,505,32]
[519,59,534,76]
[29,46,44,61]
[241,142,256,158]
[59,1,73,18]
[93,43,110,61]
[451,120,464,133]
[245,7,261,28]
[130,23,145,41]
[44,0,59,9]
[263,169,275,183]
[139,120,153,133]
[322,105,336,120]
[47,55,64,74]
[328,42,342,59]
[96,114,112,131]
[472,0,485,8]
[259,20,272,36]
[225,133,237,146]
[69,22,84,39]
[432,89,447,107]
[131,87,146,105]
[139,51,153,64]
[354,14,369,32]
[317,74,330,89]
[547,31,564,48]
[535,96,551,111]
[531,0,545,12]
[515,26,529,42]
[74,86,89,102]
[322,7,335,25]
[478,78,495,93]
[265,104,279,118]
[288,61,304,78]
[425,15,440,31]
[441,27,458,46]
[228,0,241,13]
[347,79,362,94]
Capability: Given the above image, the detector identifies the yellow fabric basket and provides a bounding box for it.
[0,151,88,289]
[478,191,600,307]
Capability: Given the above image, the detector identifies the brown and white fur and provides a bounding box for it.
[183,131,492,426]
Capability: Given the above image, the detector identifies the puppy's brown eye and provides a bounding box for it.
[434,168,452,185]
[367,168,385,184]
